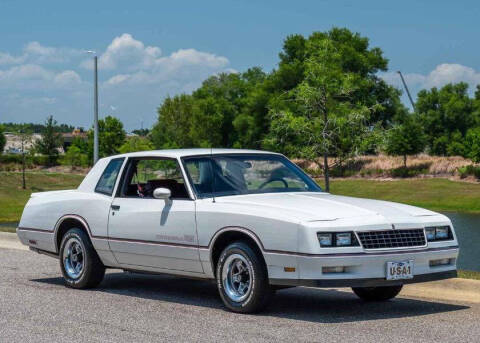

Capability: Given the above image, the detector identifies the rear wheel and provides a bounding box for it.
[352,285,403,301]
[216,241,273,313]
[59,228,105,289]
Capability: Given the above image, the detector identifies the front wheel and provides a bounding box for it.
[59,228,105,289]
[216,241,273,313]
[352,285,403,301]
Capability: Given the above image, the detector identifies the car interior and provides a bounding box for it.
[119,158,190,199]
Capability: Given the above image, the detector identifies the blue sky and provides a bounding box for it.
[1,0,479,130]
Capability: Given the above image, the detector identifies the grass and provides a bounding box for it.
[316,178,480,214]
[458,270,480,281]
[0,171,84,223]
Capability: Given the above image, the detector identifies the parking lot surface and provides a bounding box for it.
[1,247,478,342]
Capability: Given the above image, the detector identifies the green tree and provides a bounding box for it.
[264,28,394,190]
[465,127,480,163]
[416,83,474,155]
[63,145,88,168]
[266,44,371,190]
[35,115,63,166]
[150,94,195,149]
[384,114,426,168]
[118,136,154,153]
[87,116,126,159]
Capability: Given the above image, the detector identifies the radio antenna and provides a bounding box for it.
[211,146,216,203]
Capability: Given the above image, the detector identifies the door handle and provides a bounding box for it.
[111,205,120,211]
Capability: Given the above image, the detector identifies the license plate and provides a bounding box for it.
[386,260,414,280]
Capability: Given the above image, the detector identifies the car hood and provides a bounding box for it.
[219,192,439,222]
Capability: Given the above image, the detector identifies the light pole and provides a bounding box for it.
[87,51,99,164]
[397,71,416,111]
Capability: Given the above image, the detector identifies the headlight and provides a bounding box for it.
[318,233,333,247]
[425,226,453,241]
[317,232,359,247]
[435,226,450,240]
[336,232,352,246]
[425,227,436,241]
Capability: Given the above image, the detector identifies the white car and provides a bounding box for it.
[17,149,459,313]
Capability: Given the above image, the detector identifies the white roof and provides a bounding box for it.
[109,148,281,159]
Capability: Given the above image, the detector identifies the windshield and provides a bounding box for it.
[182,154,322,198]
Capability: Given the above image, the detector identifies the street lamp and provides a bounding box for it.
[86,50,99,164]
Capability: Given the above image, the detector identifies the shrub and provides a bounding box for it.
[458,165,480,179]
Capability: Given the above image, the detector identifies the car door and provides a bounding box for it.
[107,157,203,273]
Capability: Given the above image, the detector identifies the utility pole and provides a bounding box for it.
[93,55,99,164]
[397,71,415,111]
[86,50,99,164]
[21,132,26,190]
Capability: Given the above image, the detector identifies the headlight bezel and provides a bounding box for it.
[425,226,453,242]
[317,231,359,247]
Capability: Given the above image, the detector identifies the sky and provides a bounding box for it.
[1,0,479,131]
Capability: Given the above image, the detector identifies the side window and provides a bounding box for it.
[122,158,190,199]
[95,158,124,195]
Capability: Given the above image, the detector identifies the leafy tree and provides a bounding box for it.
[416,83,474,155]
[35,115,63,166]
[384,114,426,168]
[465,127,480,163]
[269,28,404,128]
[63,145,88,168]
[150,94,196,149]
[0,125,5,153]
[151,69,267,149]
[149,27,408,162]
[87,116,126,159]
[118,136,154,153]
[265,38,375,191]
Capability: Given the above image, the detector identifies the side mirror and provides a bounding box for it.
[153,187,171,200]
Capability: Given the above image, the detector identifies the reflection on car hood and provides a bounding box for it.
[219,192,438,222]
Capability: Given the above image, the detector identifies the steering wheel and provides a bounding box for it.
[258,177,288,189]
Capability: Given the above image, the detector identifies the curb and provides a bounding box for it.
[0,231,28,251]
[403,278,480,304]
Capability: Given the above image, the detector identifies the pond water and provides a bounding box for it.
[1,213,478,271]
[443,212,480,272]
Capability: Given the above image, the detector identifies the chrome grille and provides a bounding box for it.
[357,229,426,249]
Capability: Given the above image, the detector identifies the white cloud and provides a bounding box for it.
[0,33,232,129]
[0,41,81,66]
[81,33,162,71]
[0,52,25,65]
[381,63,480,92]
[54,70,82,86]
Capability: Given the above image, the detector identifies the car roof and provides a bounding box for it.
[109,148,281,159]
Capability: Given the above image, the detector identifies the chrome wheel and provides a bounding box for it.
[222,254,253,302]
[63,237,85,279]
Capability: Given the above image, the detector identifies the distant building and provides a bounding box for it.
[1,128,87,155]
[61,128,87,152]
[3,133,41,154]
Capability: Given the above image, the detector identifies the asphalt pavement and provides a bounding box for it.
[1,247,479,343]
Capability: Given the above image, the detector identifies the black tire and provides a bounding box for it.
[59,228,105,289]
[352,285,403,301]
[216,241,273,313]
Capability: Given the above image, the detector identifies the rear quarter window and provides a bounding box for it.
[95,158,125,195]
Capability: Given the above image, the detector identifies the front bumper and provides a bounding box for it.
[266,246,459,288]
[270,270,457,287]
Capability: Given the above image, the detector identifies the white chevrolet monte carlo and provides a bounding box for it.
[17,149,459,313]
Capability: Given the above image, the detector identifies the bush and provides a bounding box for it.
[458,165,480,179]
[390,163,431,178]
